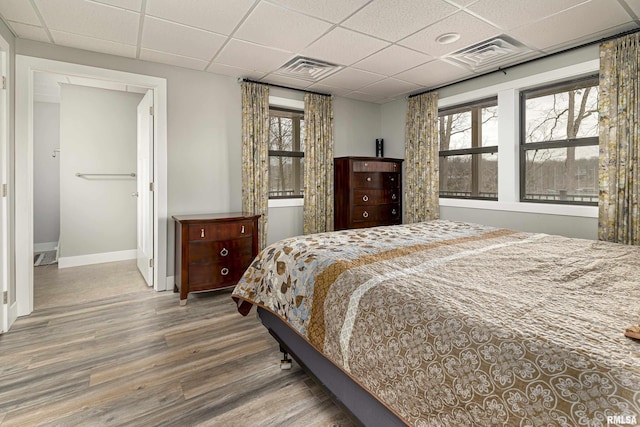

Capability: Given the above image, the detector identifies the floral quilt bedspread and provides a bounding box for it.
[232,220,640,426]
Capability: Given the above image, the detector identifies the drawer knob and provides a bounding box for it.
[221,267,230,276]
[390,177,395,182]
[366,177,372,182]
[362,211,369,218]
[241,225,245,234]
[220,248,229,257]
[362,195,369,202]
[392,208,397,215]
[200,228,205,238]
[364,162,368,167]
[392,193,397,200]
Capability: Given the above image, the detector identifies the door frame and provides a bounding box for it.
[0,33,13,332]
[15,55,168,316]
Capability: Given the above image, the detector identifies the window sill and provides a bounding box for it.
[269,198,304,208]
[439,198,597,218]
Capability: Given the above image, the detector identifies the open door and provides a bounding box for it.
[0,41,15,332]
[136,90,154,287]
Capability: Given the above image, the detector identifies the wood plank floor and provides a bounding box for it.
[0,262,354,426]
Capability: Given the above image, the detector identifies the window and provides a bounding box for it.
[520,76,599,205]
[439,98,498,200]
[268,107,305,199]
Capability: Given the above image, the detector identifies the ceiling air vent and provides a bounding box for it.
[275,56,342,82]
[444,35,530,72]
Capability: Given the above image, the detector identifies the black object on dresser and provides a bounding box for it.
[173,212,259,305]
[334,156,403,230]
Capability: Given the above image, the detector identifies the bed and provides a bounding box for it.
[231,220,640,426]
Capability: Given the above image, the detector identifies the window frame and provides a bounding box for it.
[438,97,498,201]
[268,106,305,200]
[519,75,599,206]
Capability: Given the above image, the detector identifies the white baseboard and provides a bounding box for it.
[166,275,175,290]
[58,249,137,269]
[34,242,58,253]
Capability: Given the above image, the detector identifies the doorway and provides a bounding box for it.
[15,55,168,319]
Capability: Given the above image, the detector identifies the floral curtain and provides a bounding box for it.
[598,33,640,245]
[303,93,334,234]
[241,82,270,250]
[404,92,440,223]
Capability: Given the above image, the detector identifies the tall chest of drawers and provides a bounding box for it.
[173,213,259,305]
[334,157,403,230]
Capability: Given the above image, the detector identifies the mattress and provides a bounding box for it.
[232,220,640,426]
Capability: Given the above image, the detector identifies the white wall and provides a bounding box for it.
[33,102,60,249]
[59,84,142,258]
[333,96,383,158]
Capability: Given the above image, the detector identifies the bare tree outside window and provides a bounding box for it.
[269,108,304,198]
[521,76,599,205]
[439,98,498,199]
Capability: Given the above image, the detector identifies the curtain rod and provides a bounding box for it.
[238,78,331,97]
[407,27,640,99]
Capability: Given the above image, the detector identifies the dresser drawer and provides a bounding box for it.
[188,256,252,290]
[188,219,254,241]
[353,189,400,205]
[352,172,400,189]
[353,160,400,173]
[352,204,401,223]
[187,237,254,265]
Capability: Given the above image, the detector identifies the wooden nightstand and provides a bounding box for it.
[173,212,259,305]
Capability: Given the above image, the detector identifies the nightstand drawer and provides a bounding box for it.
[188,257,252,289]
[188,220,254,241]
[187,237,253,265]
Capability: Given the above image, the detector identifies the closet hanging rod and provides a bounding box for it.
[75,172,136,177]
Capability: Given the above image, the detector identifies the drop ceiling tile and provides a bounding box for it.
[34,0,139,44]
[0,0,40,25]
[358,77,421,98]
[305,82,352,96]
[394,59,471,87]
[400,11,502,57]
[260,74,314,91]
[207,63,266,80]
[467,0,589,31]
[146,0,255,34]
[341,90,388,104]
[342,0,459,42]
[141,17,226,61]
[623,0,640,16]
[91,0,142,12]
[51,30,137,57]
[315,67,385,90]
[234,2,332,52]
[303,27,390,66]
[443,0,480,6]
[353,45,432,76]
[510,0,634,51]
[140,48,209,71]
[265,0,370,23]
[8,21,50,43]
[214,39,294,73]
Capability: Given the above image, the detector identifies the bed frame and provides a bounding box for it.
[257,307,407,427]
